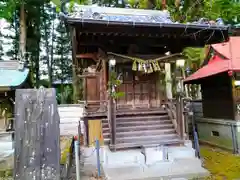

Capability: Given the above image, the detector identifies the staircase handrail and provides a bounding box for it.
[165,100,179,136]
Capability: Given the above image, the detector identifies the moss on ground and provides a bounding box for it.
[60,136,72,164]
[0,169,13,177]
[2,144,240,179]
[201,146,240,180]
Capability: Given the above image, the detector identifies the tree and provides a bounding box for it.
[0,31,4,60]
[55,20,72,103]
[40,2,56,87]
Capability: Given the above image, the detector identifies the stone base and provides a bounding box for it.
[103,158,209,180]
[196,118,240,153]
[82,141,209,180]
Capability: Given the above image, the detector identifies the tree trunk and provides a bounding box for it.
[19,4,26,58]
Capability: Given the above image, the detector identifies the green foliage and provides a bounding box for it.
[108,71,125,99]
[203,0,240,24]
[57,85,73,104]
[0,0,17,21]
[182,47,206,70]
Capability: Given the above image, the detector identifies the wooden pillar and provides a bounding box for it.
[102,59,107,101]
[132,74,135,109]
[108,60,116,150]
[232,78,240,120]
[148,79,151,108]
[176,95,184,139]
[71,27,80,103]
[165,63,173,100]
[99,69,104,110]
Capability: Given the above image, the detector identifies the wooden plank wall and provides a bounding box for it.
[88,120,104,146]
[14,88,61,180]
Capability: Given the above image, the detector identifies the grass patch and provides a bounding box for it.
[201,146,240,179]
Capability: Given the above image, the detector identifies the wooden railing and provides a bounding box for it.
[78,100,108,115]
[165,98,190,140]
[165,100,179,136]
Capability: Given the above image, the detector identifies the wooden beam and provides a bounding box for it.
[71,27,80,103]
[76,53,98,61]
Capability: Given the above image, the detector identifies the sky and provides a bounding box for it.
[0,18,14,61]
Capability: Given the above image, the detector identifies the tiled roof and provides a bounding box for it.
[61,5,227,28]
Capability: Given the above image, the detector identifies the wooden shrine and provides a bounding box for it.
[61,5,229,150]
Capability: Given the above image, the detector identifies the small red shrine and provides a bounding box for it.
[185,37,240,120]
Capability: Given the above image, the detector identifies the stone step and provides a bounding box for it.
[117,134,179,143]
[58,108,83,113]
[59,117,80,124]
[103,157,209,180]
[58,111,83,118]
[104,138,110,144]
[116,129,175,138]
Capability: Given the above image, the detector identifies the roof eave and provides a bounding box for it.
[64,17,230,31]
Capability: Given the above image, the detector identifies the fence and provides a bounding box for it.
[14,87,61,180]
[191,100,240,154]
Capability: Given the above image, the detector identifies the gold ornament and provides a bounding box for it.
[132,60,137,71]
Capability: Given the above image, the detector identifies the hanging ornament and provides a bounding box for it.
[152,61,157,71]
[132,60,137,71]
[152,61,161,71]
[143,63,147,73]
[148,64,154,73]
[138,61,143,71]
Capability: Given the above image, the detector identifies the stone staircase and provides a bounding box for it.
[102,108,182,150]
[58,104,84,136]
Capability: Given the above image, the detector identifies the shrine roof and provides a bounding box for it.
[184,37,240,84]
[60,5,230,46]
[0,61,29,88]
[60,5,226,29]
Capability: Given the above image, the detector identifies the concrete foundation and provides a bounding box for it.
[82,141,209,180]
[196,117,240,152]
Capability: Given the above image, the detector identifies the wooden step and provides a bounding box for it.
[116,109,167,116]
[115,119,172,127]
[112,138,183,150]
[101,115,169,126]
[116,129,175,137]
[116,134,178,143]
[116,115,169,121]
[115,124,174,132]
[102,118,171,125]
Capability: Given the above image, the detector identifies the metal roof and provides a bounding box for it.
[184,37,240,83]
[0,61,29,88]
